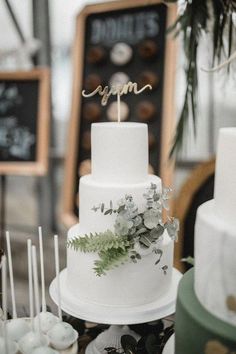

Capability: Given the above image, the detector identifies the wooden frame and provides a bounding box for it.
[62,0,177,227]
[174,159,215,271]
[0,68,50,176]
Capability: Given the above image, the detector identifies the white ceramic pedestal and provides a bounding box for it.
[49,268,181,354]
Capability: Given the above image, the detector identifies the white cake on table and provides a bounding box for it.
[66,122,175,308]
[175,128,236,354]
[195,127,236,326]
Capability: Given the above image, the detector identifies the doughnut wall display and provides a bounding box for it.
[63,0,177,226]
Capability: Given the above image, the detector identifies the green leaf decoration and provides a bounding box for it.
[139,235,152,248]
[150,225,164,240]
[104,209,113,215]
[70,183,179,276]
[154,249,163,265]
[117,204,125,213]
[136,227,148,235]
[167,0,236,155]
[145,334,159,354]
[67,230,131,253]
[94,247,130,276]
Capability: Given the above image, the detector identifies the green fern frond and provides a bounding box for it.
[67,230,131,253]
[94,247,130,276]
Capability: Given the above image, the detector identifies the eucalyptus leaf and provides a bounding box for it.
[150,226,164,240]
[104,209,113,215]
[136,227,148,235]
[117,205,126,213]
[139,236,151,248]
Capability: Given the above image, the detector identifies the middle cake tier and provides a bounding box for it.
[78,174,162,234]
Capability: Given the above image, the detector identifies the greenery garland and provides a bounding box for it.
[67,184,179,276]
[166,0,236,154]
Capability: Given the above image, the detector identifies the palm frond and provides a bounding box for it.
[67,230,131,253]
[94,248,129,276]
[168,0,236,154]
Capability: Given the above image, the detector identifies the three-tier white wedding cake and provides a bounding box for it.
[66,122,175,307]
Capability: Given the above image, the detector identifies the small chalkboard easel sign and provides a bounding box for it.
[0,68,50,176]
[63,0,177,226]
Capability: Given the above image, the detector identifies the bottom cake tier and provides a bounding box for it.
[175,269,236,354]
[67,223,174,307]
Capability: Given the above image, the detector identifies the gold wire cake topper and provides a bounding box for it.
[82,81,152,123]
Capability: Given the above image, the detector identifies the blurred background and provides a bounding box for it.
[0,0,236,314]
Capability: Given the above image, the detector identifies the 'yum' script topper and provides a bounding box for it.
[82,81,152,106]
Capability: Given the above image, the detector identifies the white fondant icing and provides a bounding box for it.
[214,128,236,227]
[66,121,174,309]
[91,123,148,184]
[67,224,173,307]
[78,174,161,234]
[195,200,236,326]
[194,128,236,326]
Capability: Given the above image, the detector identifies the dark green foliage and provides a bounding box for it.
[167,0,236,154]
[67,230,131,276]
[67,230,131,253]
[121,335,138,354]
[104,320,174,354]
[94,247,129,276]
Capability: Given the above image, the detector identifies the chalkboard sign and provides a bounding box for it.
[0,69,50,175]
[63,0,177,226]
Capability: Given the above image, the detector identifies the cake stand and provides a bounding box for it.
[50,268,181,354]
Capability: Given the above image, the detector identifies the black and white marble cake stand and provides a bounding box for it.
[50,268,181,354]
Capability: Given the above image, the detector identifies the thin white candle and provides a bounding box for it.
[38,227,46,312]
[2,255,7,321]
[32,245,41,334]
[117,91,121,123]
[6,231,17,319]
[27,239,34,329]
[2,255,9,354]
[54,235,62,321]
[3,321,8,354]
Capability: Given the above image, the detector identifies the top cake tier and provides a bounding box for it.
[91,122,148,184]
[214,128,236,227]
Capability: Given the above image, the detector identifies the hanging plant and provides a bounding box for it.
[166,0,236,154]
